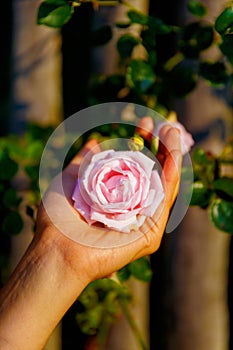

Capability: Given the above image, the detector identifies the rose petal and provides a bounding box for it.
[90,209,139,233]
[72,180,95,225]
[140,171,164,216]
[72,149,165,233]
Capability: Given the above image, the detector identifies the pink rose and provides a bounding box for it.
[155,121,194,155]
[72,150,164,233]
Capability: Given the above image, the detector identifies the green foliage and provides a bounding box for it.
[187,181,213,207]
[192,148,217,184]
[210,198,233,234]
[219,34,233,65]
[2,0,233,346]
[127,10,171,34]
[187,1,207,18]
[2,211,23,236]
[213,177,233,199]
[179,22,214,58]
[199,61,229,87]
[117,34,139,60]
[76,278,131,342]
[168,64,198,97]
[117,257,153,282]
[215,6,233,35]
[37,0,74,28]
[128,257,153,282]
[0,151,18,180]
[126,59,156,93]
[0,125,54,277]
[190,144,233,235]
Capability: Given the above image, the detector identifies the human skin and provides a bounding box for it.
[0,118,182,350]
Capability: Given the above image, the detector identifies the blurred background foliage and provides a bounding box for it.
[0,1,233,349]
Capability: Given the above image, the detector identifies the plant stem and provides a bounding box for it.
[119,0,142,12]
[119,298,148,350]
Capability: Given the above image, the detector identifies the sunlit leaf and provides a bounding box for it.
[37,0,74,28]
[116,265,131,281]
[126,59,156,93]
[213,177,233,199]
[127,10,171,34]
[127,10,149,25]
[210,198,233,234]
[215,6,233,34]
[76,304,104,335]
[128,257,152,282]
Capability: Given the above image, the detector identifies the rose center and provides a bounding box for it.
[103,174,132,203]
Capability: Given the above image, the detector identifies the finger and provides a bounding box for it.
[161,127,182,205]
[147,127,182,241]
[157,124,180,166]
[135,116,154,143]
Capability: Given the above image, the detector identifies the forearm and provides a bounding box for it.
[0,228,89,350]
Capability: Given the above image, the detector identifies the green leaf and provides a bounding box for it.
[215,6,233,34]
[192,148,217,184]
[25,141,44,161]
[199,61,228,86]
[148,17,171,34]
[24,165,39,182]
[219,34,233,64]
[37,0,73,28]
[3,188,22,208]
[126,59,156,93]
[127,10,149,26]
[115,22,131,29]
[128,257,152,282]
[76,304,104,335]
[209,198,233,234]
[0,153,18,180]
[2,211,23,235]
[187,1,207,18]
[192,147,209,164]
[141,28,156,51]
[26,124,54,142]
[213,177,233,199]
[116,265,131,282]
[187,181,212,207]
[91,25,112,46]
[127,10,171,34]
[179,22,214,58]
[117,34,139,59]
[168,64,198,97]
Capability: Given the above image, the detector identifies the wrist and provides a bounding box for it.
[37,224,91,294]
[0,225,89,350]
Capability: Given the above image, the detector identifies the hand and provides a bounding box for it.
[36,117,182,284]
[0,116,182,350]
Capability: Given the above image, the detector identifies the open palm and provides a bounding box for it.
[36,118,182,283]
